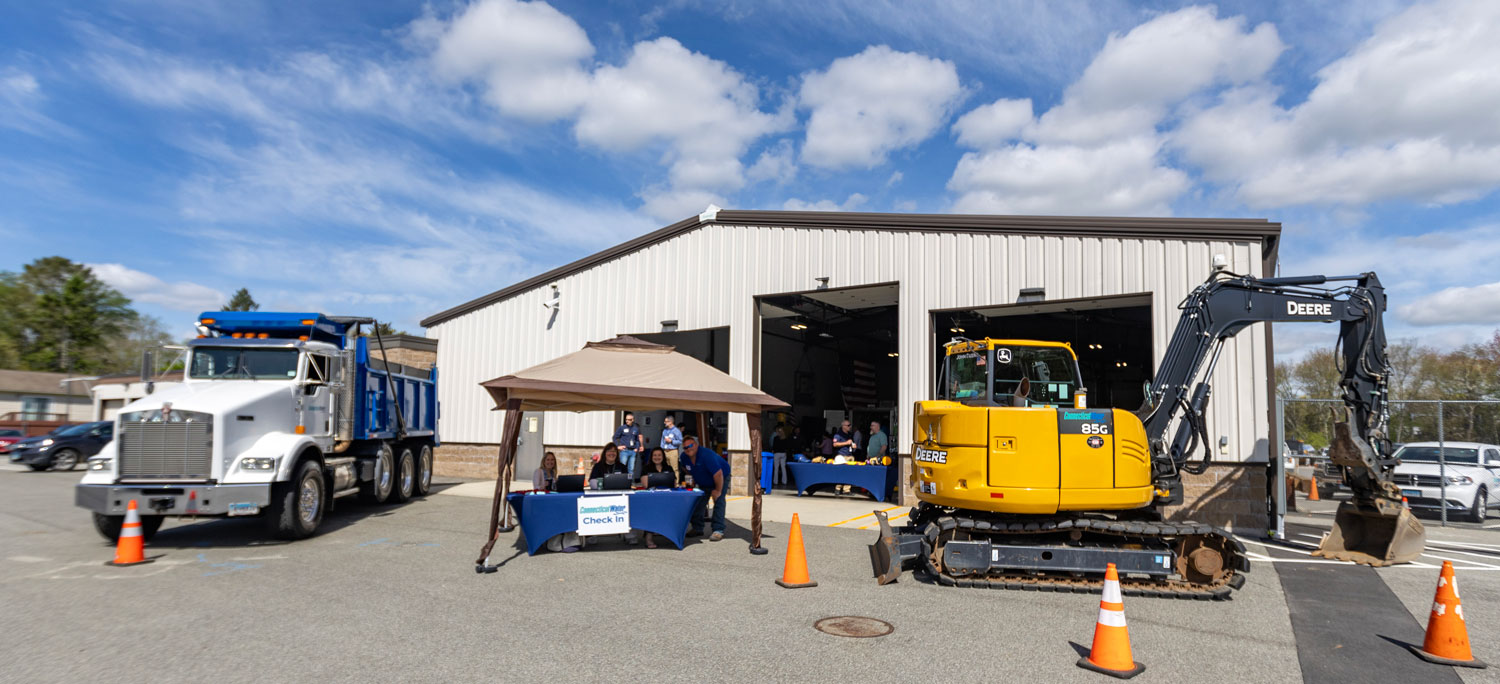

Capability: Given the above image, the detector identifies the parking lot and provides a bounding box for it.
[3,465,1497,683]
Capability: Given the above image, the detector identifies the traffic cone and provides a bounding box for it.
[1411,561,1486,668]
[775,513,817,588]
[106,500,153,567]
[1077,563,1145,679]
[1308,476,1320,501]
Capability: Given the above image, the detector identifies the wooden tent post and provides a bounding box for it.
[746,412,767,554]
[476,398,523,566]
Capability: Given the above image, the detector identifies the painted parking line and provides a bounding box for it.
[829,506,902,528]
[1293,531,1500,569]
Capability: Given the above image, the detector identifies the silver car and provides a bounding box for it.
[1391,442,1500,523]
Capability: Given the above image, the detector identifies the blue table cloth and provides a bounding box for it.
[786,462,897,503]
[506,489,705,555]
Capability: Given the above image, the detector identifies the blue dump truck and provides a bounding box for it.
[76,313,438,540]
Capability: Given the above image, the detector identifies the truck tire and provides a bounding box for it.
[267,459,325,539]
[390,447,416,503]
[359,444,395,504]
[1468,488,1487,524]
[91,512,165,542]
[414,444,434,497]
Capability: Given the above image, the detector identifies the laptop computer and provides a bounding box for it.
[554,474,585,492]
[646,471,675,489]
[602,473,633,491]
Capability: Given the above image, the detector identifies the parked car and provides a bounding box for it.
[1390,442,1500,523]
[10,421,113,472]
[6,425,77,461]
[0,428,23,449]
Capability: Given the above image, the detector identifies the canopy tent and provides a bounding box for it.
[475,336,789,566]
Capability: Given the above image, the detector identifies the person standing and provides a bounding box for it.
[660,415,683,475]
[680,435,730,541]
[866,421,889,465]
[833,420,856,459]
[612,412,646,478]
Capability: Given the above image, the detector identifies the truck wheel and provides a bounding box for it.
[268,459,325,539]
[1468,488,1487,523]
[51,448,80,471]
[414,445,434,497]
[391,447,415,503]
[359,444,395,504]
[92,512,165,542]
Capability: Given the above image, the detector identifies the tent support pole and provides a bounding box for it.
[746,412,767,555]
[476,398,523,568]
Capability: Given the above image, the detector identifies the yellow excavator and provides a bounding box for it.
[870,269,1426,598]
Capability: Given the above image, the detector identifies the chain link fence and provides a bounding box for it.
[1274,398,1500,533]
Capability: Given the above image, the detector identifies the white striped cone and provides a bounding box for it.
[107,500,149,566]
[1078,563,1144,679]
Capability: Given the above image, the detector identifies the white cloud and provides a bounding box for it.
[1399,283,1500,326]
[948,7,1279,216]
[418,0,594,121]
[747,140,797,185]
[1175,0,1500,208]
[782,193,868,212]
[0,67,73,137]
[799,46,963,169]
[577,37,785,220]
[88,263,225,312]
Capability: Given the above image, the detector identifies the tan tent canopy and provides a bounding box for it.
[475,336,786,567]
[481,336,787,414]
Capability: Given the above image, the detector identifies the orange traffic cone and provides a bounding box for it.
[1077,563,1145,679]
[1412,561,1486,668]
[106,500,153,566]
[1308,476,1320,501]
[775,513,817,588]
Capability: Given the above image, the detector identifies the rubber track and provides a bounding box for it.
[910,510,1251,601]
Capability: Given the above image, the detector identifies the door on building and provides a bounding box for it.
[515,412,545,477]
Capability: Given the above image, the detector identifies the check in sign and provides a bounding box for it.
[577,494,630,536]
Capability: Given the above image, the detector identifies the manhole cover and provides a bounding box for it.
[813,616,894,638]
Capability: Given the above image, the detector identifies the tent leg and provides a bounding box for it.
[747,412,768,555]
[476,398,523,569]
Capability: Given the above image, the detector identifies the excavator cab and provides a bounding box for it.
[941,339,1081,408]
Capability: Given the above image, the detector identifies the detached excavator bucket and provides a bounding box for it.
[1314,502,1427,566]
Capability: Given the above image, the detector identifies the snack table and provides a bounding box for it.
[505,489,705,555]
[785,462,898,502]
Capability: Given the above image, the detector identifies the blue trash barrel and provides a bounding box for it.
[760,452,774,493]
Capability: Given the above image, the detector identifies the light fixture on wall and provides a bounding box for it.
[815,276,830,290]
[661,319,678,333]
[541,284,560,311]
[1018,287,1045,304]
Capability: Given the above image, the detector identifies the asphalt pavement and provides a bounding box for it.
[2,466,1495,683]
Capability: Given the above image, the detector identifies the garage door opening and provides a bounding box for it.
[756,283,900,470]
[932,295,1153,410]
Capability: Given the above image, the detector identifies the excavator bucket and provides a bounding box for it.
[1315,503,1426,566]
[1311,418,1427,566]
[869,510,904,585]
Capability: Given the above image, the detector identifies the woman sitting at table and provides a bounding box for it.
[589,442,630,480]
[532,451,559,491]
[636,448,677,548]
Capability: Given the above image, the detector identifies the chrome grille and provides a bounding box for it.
[119,422,213,479]
[1393,473,1443,487]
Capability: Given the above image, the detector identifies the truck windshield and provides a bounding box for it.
[992,345,1079,406]
[190,347,299,380]
[1396,446,1480,465]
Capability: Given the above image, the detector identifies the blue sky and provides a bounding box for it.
[2,0,1498,358]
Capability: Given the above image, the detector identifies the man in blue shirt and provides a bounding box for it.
[612,412,645,477]
[681,434,730,541]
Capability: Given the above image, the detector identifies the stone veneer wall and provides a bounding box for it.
[368,346,435,371]
[1161,463,1269,533]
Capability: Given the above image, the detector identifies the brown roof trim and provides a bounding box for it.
[422,210,1281,328]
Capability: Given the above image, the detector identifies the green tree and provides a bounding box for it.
[223,288,259,311]
[104,313,177,374]
[369,322,404,337]
[5,258,135,373]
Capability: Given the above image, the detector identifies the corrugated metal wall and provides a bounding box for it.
[429,224,1270,462]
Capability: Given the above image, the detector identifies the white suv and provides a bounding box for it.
[1391,442,1500,523]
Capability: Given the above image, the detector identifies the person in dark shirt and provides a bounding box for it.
[638,447,677,549]
[611,412,646,478]
[589,443,630,480]
[680,435,730,541]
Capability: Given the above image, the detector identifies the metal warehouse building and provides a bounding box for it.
[423,208,1282,530]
